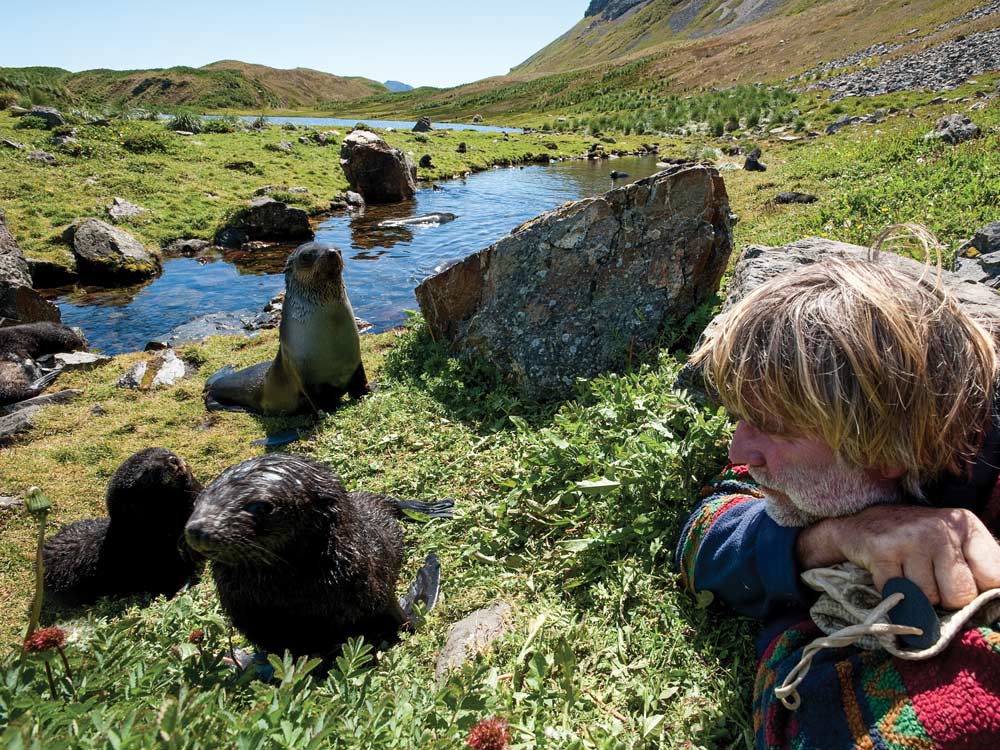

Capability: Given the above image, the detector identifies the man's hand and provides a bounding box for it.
[796,505,1000,609]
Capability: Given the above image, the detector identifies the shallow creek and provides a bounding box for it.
[52,154,666,354]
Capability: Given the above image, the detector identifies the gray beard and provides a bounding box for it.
[749,461,900,528]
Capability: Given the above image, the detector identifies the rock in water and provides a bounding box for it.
[0,208,60,324]
[415,164,734,400]
[213,197,313,248]
[69,218,160,284]
[339,130,417,204]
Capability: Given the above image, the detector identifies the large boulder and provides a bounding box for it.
[339,130,417,204]
[213,197,313,248]
[412,117,433,133]
[0,208,60,324]
[69,218,161,283]
[415,164,734,400]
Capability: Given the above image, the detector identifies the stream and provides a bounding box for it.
[51,154,666,354]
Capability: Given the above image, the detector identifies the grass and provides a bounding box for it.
[1,76,999,747]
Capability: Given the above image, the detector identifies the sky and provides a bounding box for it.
[2,1,590,88]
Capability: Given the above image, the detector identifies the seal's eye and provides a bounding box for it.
[244,501,273,518]
[297,250,319,266]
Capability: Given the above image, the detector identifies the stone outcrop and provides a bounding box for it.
[213,197,313,248]
[69,218,161,283]
[955,221,1000,289]
[0,208,60,324]
[339,130,417,204]
[925,114,981,145]
[415,164,734,400]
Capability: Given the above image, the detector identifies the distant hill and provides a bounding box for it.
[384,80,414,92]
[0,61,387,110]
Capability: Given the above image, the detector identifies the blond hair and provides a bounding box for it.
[691,233,998,495]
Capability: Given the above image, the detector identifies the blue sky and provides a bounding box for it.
[2,1,588,88]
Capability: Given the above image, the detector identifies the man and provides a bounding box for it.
[676,255,1000,749]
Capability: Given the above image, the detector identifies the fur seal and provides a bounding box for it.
[0,322,88,404]
[204,242,369,415]
[184,453,449,659]
[43,448,203,606]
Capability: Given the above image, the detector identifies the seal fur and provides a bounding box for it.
[204,242,369,415]
[184,453,447,658]
[0,322,87,404]
[43,448,203,606]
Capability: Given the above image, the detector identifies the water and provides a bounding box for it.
[52,155,666,354]
[208,115,520,134]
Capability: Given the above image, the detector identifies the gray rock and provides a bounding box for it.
[163,238,211,256]
[214,197,312,247]
[415,164,734,400]
[117,350,194,389]
[0,389,82,416]
[147,310,278,348]
[0,496,24,509]
[71,218,161,283]
[27,107,65,128]
[38,351,110,371]
[27,151,56,165]
[925,114,980,144]
[970,222,1000,256]
[434,603,512,679]
[1,138,24,150]
[412,117,433,133]
[339,130,417,204]
[0,405,40,445]
[0,208,60,324]
[107,197,149,223]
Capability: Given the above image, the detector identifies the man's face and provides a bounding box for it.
[728,420,900,527]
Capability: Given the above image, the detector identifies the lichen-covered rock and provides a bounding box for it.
[925,114,980,145]
[107,197,148,223]
[214,197,313,247]
[117,350,194,389]
[339,130,417,204]
[415,164,734,400]
[70,218,161,283]
[0,208,60,324]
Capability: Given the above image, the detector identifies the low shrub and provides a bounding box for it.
[165,112,203,133]
[121,131,171,154]
[201,116,240,134]
[14,115,49,130]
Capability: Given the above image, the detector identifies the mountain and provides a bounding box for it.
[384,80,414,92]
[0,61,386,110]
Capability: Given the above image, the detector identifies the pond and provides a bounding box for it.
[208,115,520,134]
[51,155,667,354]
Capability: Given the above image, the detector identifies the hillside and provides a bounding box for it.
[0,61,386,111]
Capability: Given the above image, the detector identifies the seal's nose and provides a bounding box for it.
[184,522,212,548]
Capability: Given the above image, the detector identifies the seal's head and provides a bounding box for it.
[184,453,346,566]
[106,448,201,529]
[284,243,345,302]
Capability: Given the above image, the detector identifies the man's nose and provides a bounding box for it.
[729,421,767,467]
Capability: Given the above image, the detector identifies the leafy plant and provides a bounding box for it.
[14,115,48,130]
[165,112,203,133]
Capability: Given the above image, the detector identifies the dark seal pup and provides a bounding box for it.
[184,453,450,659]
[43,448,203,606]
[0,322,87,405]
[204,243,369,415]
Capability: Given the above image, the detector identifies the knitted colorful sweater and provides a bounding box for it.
[676,465,1000,750]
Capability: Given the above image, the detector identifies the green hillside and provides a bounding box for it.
[0,61,386,111]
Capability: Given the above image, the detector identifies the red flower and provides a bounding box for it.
[468,716,510,750]
[188,629,205,645]
[23,626,67,654]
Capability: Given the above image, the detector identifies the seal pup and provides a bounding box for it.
[204,242,369,415]
[43,448,203,606]
[0,322,88,404]
[184,453,450,659]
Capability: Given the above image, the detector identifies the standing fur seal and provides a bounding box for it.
[0,322,88,404]
[43,448,203,606]
[184,453,449,659]
[204,243,369,415]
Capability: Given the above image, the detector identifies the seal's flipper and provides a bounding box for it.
[204,363,269,413]
[27,366,62,396]
[346,361,370,399]
[400,553,441,626]
[392,497,455,521]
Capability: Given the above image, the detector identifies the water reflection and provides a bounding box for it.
[54,156,667,354]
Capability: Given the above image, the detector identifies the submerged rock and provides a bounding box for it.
[339,130,417,204]
[415,164,735,400]
[214,197,312,248]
